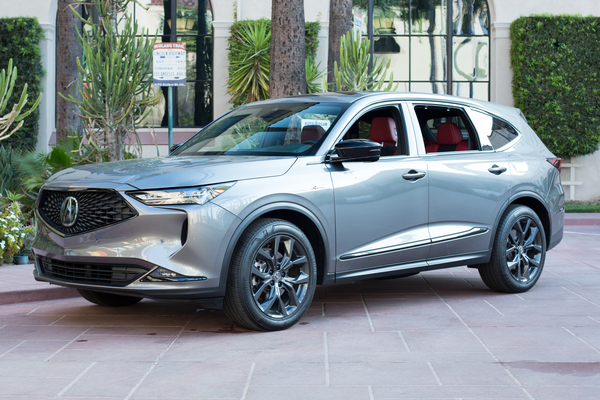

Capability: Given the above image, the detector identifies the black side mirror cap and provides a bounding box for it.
[329,139,381,163]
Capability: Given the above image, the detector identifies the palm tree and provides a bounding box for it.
[269,0,307,97]
[327,0,353,84]
[56,0,83,140]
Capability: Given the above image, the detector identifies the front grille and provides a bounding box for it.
[38,189,138,236]
[37,256,148,287]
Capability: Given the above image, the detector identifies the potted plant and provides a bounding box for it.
[177,9,188,31]
[13,230,34,265]
[0,197,35,265]
[185,9,197,30]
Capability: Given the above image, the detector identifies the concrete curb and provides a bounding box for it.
[0,286,79,306]
[564,213,600,226]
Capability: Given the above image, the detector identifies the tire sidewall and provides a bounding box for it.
[496,205,547,291]
[236,220,317,330]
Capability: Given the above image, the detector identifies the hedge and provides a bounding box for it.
[0,17,45,151]
[511,15,600,159]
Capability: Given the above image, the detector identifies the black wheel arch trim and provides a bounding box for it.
[491,191,552,250]
[219,202,334,290]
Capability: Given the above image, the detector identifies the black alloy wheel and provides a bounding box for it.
[479,205,547,293]
[224,218,317,331]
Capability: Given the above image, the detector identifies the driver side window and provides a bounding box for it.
[342,107,407,156]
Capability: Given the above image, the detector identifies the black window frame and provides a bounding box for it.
[355,0,491,101]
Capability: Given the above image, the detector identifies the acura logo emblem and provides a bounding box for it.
[60,196,79,227]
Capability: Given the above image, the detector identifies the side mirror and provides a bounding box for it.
[329,139,381,163]
[169,143,183,155]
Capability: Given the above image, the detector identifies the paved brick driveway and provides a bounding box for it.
[0,224,599,399]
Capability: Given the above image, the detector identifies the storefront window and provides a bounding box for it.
[353,0,490,100]
[134,0,214,128]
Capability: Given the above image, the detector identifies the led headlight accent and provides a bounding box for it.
[141,267,207,282]
[129,182,235,206]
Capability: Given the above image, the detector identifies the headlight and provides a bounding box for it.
[129,182,235,205]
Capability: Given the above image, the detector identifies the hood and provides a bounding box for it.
[45,156,298,190]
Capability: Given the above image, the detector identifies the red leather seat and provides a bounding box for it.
[425,122,469,153]
[300,125,325,143]
[369,117,398,156]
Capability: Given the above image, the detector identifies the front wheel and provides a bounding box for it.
[479,205,546,293]
[224,218,317,331]
[77,289,143,307]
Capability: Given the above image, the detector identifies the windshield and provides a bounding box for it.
[173,101,348,156]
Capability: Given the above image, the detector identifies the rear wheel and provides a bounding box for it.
[77,289,143,307]
[224,218,317,331]
[479,205,546,293]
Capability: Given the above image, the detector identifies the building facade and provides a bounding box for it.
[1,0,599,200]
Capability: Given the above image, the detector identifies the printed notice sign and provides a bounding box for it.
[153,43,186,86]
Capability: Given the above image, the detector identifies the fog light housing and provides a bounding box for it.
[141,267,207,282]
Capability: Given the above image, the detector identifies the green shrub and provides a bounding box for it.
[305,21,321,61]
[0,145,21,196]
[0,17,45,151]
[564,200,600,213]
[227,19,271,107]
[332,30,398,92]
[227,19,321,106]
[511,15,600,159]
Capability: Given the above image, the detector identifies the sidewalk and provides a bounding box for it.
[0,263,78,305]
[1,212,598,306]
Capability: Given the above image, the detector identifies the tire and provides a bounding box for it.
[224,218,317,331]
[77,289,143,307]
[479,205,546,293]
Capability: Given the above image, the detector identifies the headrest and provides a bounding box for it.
[300,125,326,142]
[370,117,398,144]
[437,122,463,145]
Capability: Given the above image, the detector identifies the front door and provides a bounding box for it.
[329,105,430,281]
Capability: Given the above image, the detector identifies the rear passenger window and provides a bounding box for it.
[414,105,478,153]
[468,108,519,150]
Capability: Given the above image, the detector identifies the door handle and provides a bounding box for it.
[402,170,426,181]
[488,164,507,175]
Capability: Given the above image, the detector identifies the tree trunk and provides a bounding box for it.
[269,0,306,98]
[56,0,83,141]
[428,0,437,93]
[327,0,353,84]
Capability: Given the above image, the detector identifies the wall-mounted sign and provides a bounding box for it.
[153,42,186,87]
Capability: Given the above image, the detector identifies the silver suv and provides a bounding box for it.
[32,92,564,330]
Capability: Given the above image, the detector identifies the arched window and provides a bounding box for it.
[352,0,490,100]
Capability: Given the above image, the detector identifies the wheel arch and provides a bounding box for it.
[493,192,552,248]
[220,203,333,288]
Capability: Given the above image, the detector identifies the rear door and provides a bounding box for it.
[329,103,430,281]
[407,102,512,267]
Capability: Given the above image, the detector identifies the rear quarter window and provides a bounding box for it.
[469,108,520,150]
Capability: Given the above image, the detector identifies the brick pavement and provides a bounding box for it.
[0,215,598,399]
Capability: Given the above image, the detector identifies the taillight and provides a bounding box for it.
[547,158,562,172]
